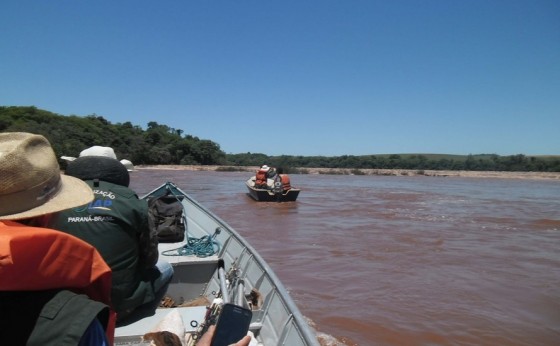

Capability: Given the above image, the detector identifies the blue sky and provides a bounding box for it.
[2,1,559,156]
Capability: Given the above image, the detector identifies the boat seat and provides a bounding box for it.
[157,241,219,305]
[114,242,217,344]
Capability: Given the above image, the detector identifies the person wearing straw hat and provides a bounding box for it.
[254,164,271,188]
[44,153,173,324]
[0,132,115,345]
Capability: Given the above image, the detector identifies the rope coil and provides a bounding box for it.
[163,228,221,257]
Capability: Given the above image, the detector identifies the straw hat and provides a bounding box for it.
[260,165,270,172]
[66,156,130,187]
[0,133,94,220]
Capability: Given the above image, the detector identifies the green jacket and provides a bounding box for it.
[46,180,159,317]
[1,290,109,345]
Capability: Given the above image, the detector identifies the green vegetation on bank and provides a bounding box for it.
[240,152,560,173]
[0,106,225,166]
[2,106,559,172]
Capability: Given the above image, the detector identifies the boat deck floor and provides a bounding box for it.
[114,242,219,345]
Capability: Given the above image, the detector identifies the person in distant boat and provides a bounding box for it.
[44,149,173,324]
[254,164,270,188]
[266,166,277,189]
[0,132,115,345]
[276,167,292,191]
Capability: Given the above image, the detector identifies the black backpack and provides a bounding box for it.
[148,194,186,243]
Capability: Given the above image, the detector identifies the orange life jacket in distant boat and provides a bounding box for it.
[280,174,291,191]
[255,170,268,187]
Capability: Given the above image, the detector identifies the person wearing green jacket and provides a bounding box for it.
[46,154,174,323]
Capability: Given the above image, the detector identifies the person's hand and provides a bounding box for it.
[196,325,252,346]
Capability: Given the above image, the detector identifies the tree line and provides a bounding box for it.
[227,152,560,173]
[1,106,558,172]
[0,106,225,166]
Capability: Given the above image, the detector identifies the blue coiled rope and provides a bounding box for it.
[163,228,221,257]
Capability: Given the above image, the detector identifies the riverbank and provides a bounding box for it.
[136,165,560,180]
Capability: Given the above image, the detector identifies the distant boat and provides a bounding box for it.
[114,182,316,345]
[245,177,300,202]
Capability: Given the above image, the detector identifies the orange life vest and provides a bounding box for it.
[255,170,268,186]
[280,174,292,190]
[0,220,116,343]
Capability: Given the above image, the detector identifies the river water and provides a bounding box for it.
[129,169,560,346]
